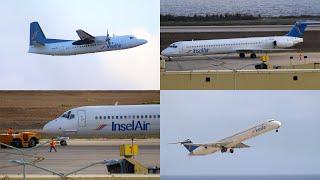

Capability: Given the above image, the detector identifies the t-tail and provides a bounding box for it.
[286,20,320,38]
[170,139,199,153]
[30,21,47,46]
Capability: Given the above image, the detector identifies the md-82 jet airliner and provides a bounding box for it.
[161,21,319,59]
[28,22,147,56]
[171,119,281,156]
[43,104,159,145]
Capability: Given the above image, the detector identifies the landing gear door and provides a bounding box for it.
[78,110,86,127]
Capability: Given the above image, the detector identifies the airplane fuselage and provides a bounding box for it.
[190,120,281,156]
[29,35,147,56]
[43,104,160,138]
[161,36,303,57]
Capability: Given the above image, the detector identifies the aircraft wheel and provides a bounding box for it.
[276,129,279,133]
[239,53,245,58]
[230,149,234,153]
[60,140,67,146]
[250,53,257,58]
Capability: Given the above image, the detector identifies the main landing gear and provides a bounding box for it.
[239,53,257,59]
[229,149,234,153]
[250,53,257,58]
[276,129,279,133]
[60,140,67,146]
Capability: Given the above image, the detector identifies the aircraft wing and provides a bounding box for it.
[195,141,232,148]
[236,48,296,53]
[232,142,250,148]
[76,29,95,43]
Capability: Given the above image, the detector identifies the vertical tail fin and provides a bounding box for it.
[30,22,46,45]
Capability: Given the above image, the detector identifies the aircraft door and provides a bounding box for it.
[78,110,86,127]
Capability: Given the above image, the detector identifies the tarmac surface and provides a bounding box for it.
[161,24,320,33]
[163,52,320,71]
[0,139,159,175]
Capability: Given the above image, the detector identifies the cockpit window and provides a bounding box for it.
[61,111,71,119]
[169,44,178,48]
[69,114,75,119]
[268,120,274,122]
[130,36,133,39]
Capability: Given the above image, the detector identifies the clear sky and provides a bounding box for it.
[161,91,320,175]
[0,0,159,90]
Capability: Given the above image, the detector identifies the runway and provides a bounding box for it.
[0,139,159,175]
[161,24,320,33]
[164,52,320,71]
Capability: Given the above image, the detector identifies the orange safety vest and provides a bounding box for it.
[50,140,56,147]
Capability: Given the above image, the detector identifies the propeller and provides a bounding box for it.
[106,29,111,46]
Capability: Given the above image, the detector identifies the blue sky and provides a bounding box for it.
[161,91,320,175]
[0,0,159,89]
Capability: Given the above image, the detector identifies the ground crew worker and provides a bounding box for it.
[49,138,57,152]
[7,127,13,135]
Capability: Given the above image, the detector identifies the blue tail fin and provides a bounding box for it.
[181,139,199,152]
[286,21,308,38]
[30,22,46,45]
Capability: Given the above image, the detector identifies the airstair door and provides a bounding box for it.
[78,110,86,127]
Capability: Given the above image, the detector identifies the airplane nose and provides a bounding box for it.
[139,39,148,45]
[161,49,168,56]
[274,121,282,127]
[43,119,59,134]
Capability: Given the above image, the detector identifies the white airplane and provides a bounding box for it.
[28,22,147,56]
[43,104,160,145]
[171,119,281,156]
[161,21,319,59]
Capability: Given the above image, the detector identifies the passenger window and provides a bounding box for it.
[133,115,135,119]
[116,116,118,119]
[128,115,131,119]
[137,115,139,119]
[124,116,127,119]
[103,116,106,119]
[141,115,143,119]
[108,116,110,119]
[112,116,114,119]
[120,116,123,119]
[153,115,156,118]
[149,115,152,118]
[99,116,102,119]
[95,116,98,120]
[145,115,148,118]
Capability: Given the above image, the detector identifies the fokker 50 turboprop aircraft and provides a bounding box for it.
[43,104,159,145]
[161,21,319,59]
[171,119,281,156]
[28,22,147,56]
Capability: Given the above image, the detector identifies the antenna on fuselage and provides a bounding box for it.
[114,101,119,106]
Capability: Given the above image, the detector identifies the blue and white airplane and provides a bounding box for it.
[171,120,281,156]
[161,21,319,59]
[43,104,160,145]
[28,22,147,56]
